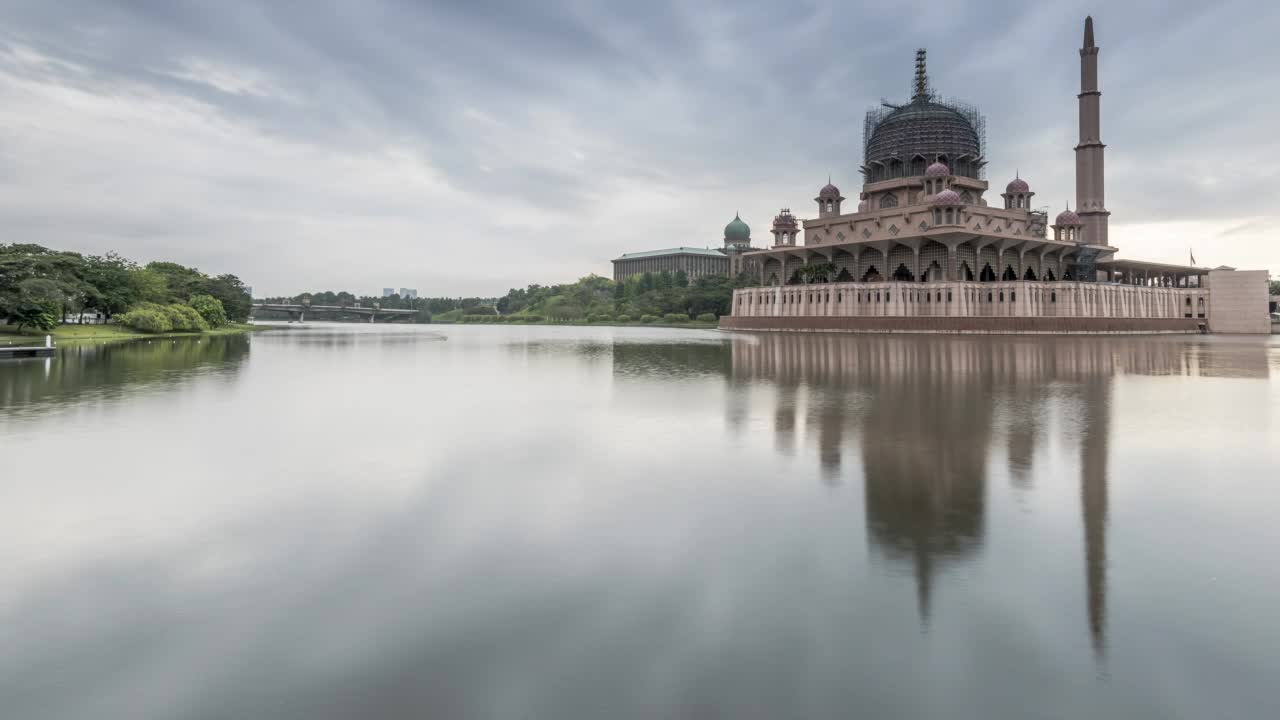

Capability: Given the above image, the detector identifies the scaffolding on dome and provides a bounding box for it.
[861,95,988,180]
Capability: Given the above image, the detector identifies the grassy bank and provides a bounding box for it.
[0,323,269,346]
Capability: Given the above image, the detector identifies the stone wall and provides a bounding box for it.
[719,315,1200,334]
[1206,270,1270,334]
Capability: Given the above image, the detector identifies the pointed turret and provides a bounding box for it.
[1084,15,1095,48]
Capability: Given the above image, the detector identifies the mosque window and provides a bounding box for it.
[880,193,899,209]
[947,291,952,302]
[945,209,954,224]
[1011,291,1016,302]
[960,191,973,204]
[1051,292,1057,303]
[999,292,1005,302]
[826,200,833,212]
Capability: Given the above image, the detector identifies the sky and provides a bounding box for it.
[0,0,1277,298]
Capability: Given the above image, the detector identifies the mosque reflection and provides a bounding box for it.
[724,334,1268,653]
[585,333,1272,661]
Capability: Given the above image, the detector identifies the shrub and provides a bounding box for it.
[695,313,718,322]
[594,314,614,323]
[615,314,631,323]
[188,294,228,327]
[520,314,544,323]
[663,312,689,323]
[162,303,210,332]
[117,304,172,333]
[639,314,658,323]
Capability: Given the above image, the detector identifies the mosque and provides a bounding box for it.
[720,17,1271,334]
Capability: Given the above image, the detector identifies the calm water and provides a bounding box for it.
[2,324,1279,719]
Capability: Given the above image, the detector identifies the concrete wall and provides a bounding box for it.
[1207,270,1270,334]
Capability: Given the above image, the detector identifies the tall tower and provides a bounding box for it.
[1075,16,1110,246]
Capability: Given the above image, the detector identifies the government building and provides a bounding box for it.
[721,17,1271,334]
[611,213,758,282]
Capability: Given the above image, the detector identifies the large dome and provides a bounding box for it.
[862,52,985,182]
[864,99,983,178]
[724,213,750,242]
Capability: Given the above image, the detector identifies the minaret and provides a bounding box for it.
[1075,16,1110,245]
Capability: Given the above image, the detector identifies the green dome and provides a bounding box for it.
[724,213,751,242]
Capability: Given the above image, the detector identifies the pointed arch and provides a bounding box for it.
[980,263,997,282]
[879,193,899,208]
[1045,268,1057,282]
[835,267,853,282]
[1023,266,1038,281]
[959,261,975,282]
[1002,265,1017,281]
[861,265,882,283]
[893,264,914,282]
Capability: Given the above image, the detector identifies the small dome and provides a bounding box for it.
[1006,177,1030,193]
[1055,208,1081,225]
[724,213,751,241]
[925,161,950,177]
[932,189,962,205]
[818,182,841,199]
[857,200,869,212]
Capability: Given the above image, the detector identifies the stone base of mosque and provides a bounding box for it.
[719,315,1202,335]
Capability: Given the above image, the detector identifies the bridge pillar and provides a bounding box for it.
[370,312,376,323]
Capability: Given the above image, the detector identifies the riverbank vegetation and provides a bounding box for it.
[465,272,745,325]
[0,244,252,336]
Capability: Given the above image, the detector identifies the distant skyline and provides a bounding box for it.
[1,0,1277,297]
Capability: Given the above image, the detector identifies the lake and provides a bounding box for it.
[2,324,1278,719]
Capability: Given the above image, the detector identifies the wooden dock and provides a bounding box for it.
[0,335,56,359]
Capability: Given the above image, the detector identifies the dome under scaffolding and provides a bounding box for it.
[862,49,986,183]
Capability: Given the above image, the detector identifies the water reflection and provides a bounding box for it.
[0,335,249,417]
[723,334,1270,652]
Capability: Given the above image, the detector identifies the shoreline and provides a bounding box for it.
[0,323,272,346]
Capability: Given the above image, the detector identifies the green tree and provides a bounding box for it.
[1270,279,1280,296]
[674,270,689,288]
[8,299,58,332]
[189,294,229,327]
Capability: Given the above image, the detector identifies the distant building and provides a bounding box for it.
[382,288,395,297]
[611,213,759,283]
[399,288,418,299]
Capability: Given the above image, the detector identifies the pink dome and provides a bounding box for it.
[932,189,962,205]
[857,199,869,212]
[925,162,950,178]
[1006,177,1030,193]
[818,182,841,199]
[1055,208,1081,225]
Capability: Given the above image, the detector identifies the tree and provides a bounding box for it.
[189,294,228,327]
[674,270,689,288]
[8,299,58,332]
[1270,279,1280,296]
[205,274,252,322]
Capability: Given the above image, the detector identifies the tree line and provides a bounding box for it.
[490,270,750,323]
[0,244,251,332]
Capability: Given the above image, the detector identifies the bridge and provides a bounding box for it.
[250,303,419,323]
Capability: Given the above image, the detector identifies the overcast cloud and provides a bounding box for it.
[0,0,1276,297]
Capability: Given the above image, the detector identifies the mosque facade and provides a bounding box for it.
[721,17,1271,334]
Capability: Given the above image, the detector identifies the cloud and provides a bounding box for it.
[0,0,1276,296]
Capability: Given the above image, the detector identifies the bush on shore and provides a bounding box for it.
[615,314,631,323]
[662,313,689,323]
[117,302,209,333]
[640,314,658,323]
[695,313,718,322]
